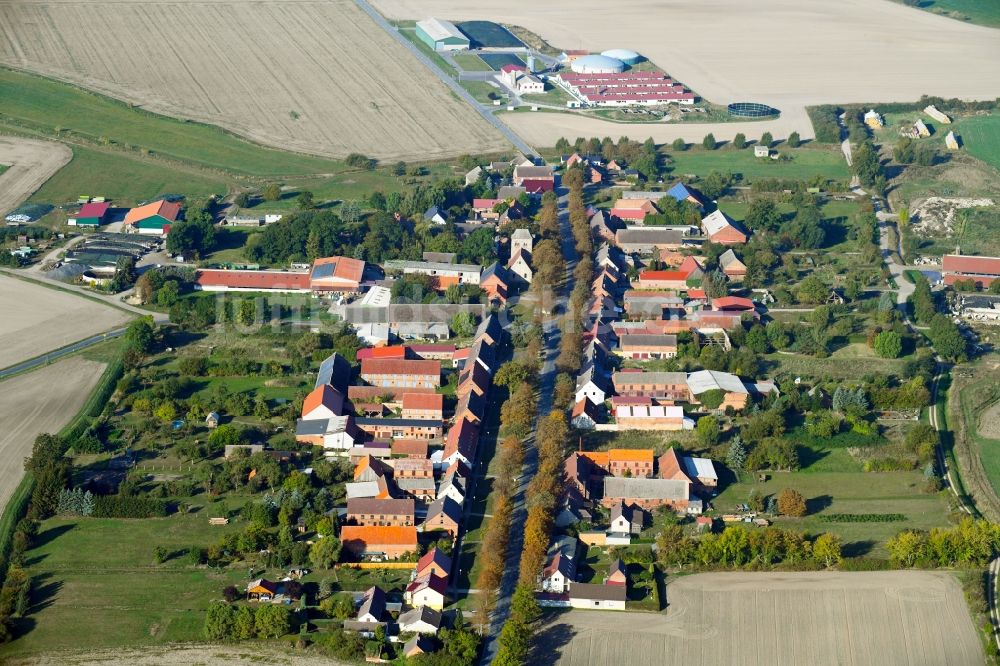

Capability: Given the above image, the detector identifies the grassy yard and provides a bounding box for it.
[713,469,951,556]
[0,512,248,657]
[582,429,698,454]
[461,81,502,105]
[666,144,849,182]
[954,363,1000,501]
[0,67,344,177]
[764,344,910,381]
[451,53,492,72]
[28,145,226,206]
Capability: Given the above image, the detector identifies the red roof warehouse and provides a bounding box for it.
[943,254,1000,287]
[195,269,311,292]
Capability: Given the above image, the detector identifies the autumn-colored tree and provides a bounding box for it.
[812,533,842,568]
[777,488,807,517]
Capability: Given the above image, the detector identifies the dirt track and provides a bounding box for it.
[373,0,1000,144]
[0,274,131,370]
[0,0,508,161]
[535,571,983,666]
[0,136,71,216]
[3,644,351,666]
[0,358,105,515]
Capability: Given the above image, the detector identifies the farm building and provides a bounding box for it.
[943,254,1000,287]
[914,119,931,137]
[195,269,312,293]
[123,199,180,235]
[415,18,469,51]
[68,201,110,227]
[701,210,749,245]
[946,131,961,150]
[571,54,625,74]
[863,109,883,129]
[754,145,770,158]
[557,70,694,107]
[568,582,627,610]
[310,255,366,292]
[500,65,544,95]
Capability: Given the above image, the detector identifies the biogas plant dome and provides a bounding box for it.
[600,49,642,65]
[571,54,625,74]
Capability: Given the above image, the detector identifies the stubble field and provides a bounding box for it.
[535,571,983,666]
[374,0,1000,145]
[0,136,71,216]
[0,0,507,161]
[0,357,105,514]
[0,274,131,369]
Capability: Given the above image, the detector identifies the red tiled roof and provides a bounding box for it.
[302,384,343,417]
[473,198,501,209]
[311,255,365,285]
[639,270,689,282]
[712,296,755,311]
[78,202,110,218]
[196,269,311,291]
[361,359,441,378]
[943,254,1000,276]
[391,439,429,457]
[402,393,444,411]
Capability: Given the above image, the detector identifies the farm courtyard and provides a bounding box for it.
[534,571,983,666]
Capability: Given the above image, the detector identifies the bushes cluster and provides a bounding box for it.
[819,513,905,523]
[203,602,293,640]
[92,495,170,518]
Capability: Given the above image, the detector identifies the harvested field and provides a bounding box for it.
[0,136,71,216]
[374,0,1000,144]
[0,357,105,513]
[0,274,131,369]
[4,645,351,666]
[0,0,508,161]
[535,571,983,666]
[980,399,1000,439]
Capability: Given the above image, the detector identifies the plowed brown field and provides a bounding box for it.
[0,0,508,161]
[536,571,983,666]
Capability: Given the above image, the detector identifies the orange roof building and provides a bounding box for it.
[401,393,444,420]
[340,525,417,559]
[608,448,655,478]
[301,384,345,420]
[124,200,181,235]
[360,359,441,389]
[310,255,366,292]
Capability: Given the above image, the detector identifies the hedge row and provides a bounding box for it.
[819,513,906,523]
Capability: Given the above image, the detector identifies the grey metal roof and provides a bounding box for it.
[613,371,687,386]
[295,418,329,436]
[618,334,678,347]
[568,582,627,602]
[603,477,689,501]
[616,228,683,244]
[398,606,441,629]
[354,417,441,428]
[316,352,352,392]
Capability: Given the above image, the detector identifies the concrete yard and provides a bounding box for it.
[0,274,131,370]
[0,136,71,217]
[372,0,1000,144]
[0,357,106,515]
[534,571,983,666]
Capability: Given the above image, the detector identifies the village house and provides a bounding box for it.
[357,585,385,623]
[615,228,683,255]
[571,399,599,430]
[614,404,692,430]
[609,501,643,535]
[401,393,444,420]
[392,457,434,480]
[404,573,448,610]
[340,525,418,560]
[622,291,685,319]
[472,198,502,221]
[424,206,447,225]
[301,384,345,420]
[611,198,658,223]
[687,369,750,410]
[568,582,627,610]
[353,417,443,441]
[360,359,441,389]
[612,370,688,402]
[712,295,755,314]
[718,249,747,279]
[606,559,628,586]
[246,579,279,601]
[346,498,416,527]
[617,333,678,359]
[659,447,718,488]
[436,473,466,505]
[441,418,478,467]
[480,262,509,304]
[602,476,692,512]
[416,548,452,579]
[457,361,492,398]
[465,165,484,187]
[607,448,655,478]
[575,367,608,405]
[701,210,749,245]
[589,210,621,243]
[507,249,533,285]
[295,414,357,452]
[404,636,435,658]
[391,439,429,459]
[422,496,462,537]
[512,164,555,193]
[541,552,576,593]
[636,270,690,291]
[666,182,705,210]
[397,606,442,634]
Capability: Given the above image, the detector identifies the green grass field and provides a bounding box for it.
[666,145,849,181]
[895,0,1000,27]
[0,512,247,657]
[955,365,1000,501]
[713,469,951,556]
[956,114,1000,171]
[765,345,910,381]
[0,67,344,177]
[29,146,226,206]
[451,53,492,72]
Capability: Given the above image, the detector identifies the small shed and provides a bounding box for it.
[205,412,220,429]
[753,145,769,158]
